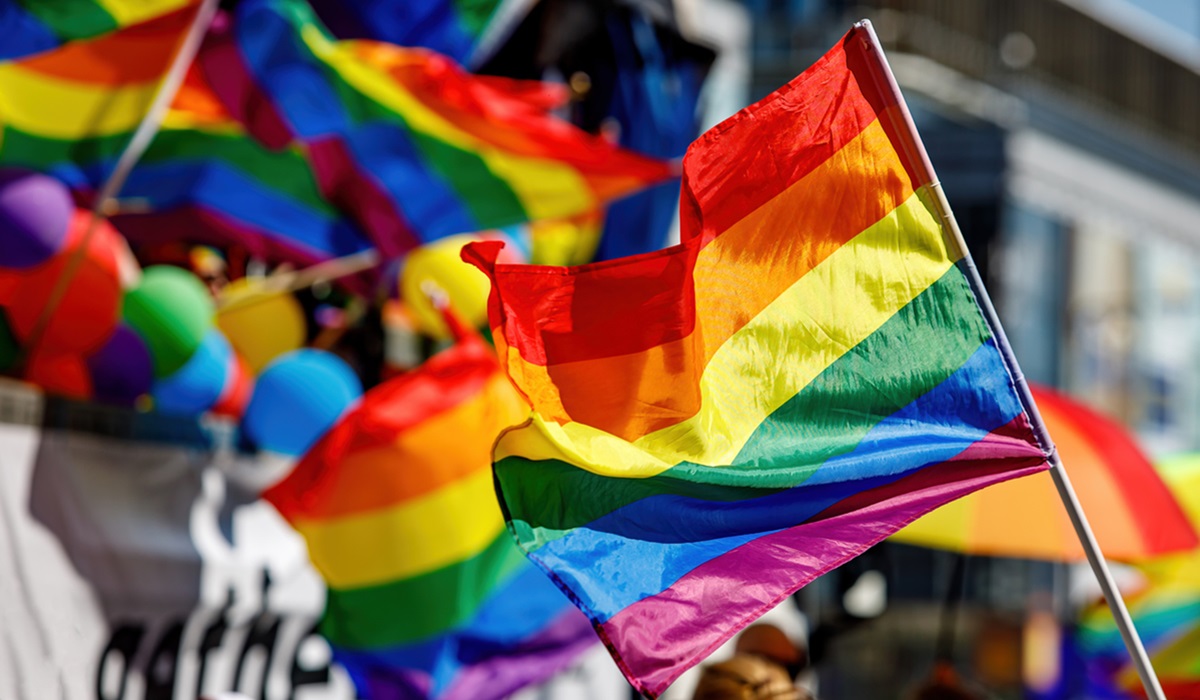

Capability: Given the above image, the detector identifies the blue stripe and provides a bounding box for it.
[236,0,351,139]
[0,2,60,60]
[345,122,480,240]
[307,0,476,63]
[331,564,575,696]
[527,339,1025,622]
[107,161,371,257]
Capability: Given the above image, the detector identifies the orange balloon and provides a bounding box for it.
[2,210,121,356]
[25,351,92,400]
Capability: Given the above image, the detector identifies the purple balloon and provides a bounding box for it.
[86,325,155,406]
[0,169,73,269]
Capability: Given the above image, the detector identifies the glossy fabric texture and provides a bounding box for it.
[465,27,1051,698]
[893,384,1198,560]
[263,326,593,700]
[221,0,671,255]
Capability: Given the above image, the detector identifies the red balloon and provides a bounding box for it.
[25,351,93,400]
[1,210,121,356]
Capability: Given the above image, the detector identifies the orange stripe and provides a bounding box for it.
[286,372,526,520]
[14,8,191,84]
[503,120,915,439]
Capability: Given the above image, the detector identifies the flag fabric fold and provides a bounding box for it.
[263,319,595,700]
[208,0,672,256]
[464,24,1052,698]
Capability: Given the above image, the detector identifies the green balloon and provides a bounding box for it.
[121,266,214,378]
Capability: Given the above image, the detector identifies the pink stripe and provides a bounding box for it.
[599,418,1049,698]
[197,16,294,149]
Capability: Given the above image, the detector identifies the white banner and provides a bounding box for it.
[0,385,355,700]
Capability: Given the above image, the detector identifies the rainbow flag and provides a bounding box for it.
[0,11,374,265]
[305,0,502,64]
[0,0,196,59]
[262,321,595,699]
[206,0,672,256]
[464,24,1052,697]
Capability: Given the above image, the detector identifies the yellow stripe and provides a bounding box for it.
[301,27,594,218]
[495,190,952,476]
[294,466,505,589]
[0,65,156,139]
[95,0,195,25]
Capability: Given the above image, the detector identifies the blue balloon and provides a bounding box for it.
[242,349,361,456]
[152,330,232,415]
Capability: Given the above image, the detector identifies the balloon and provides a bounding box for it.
[152,330,232,416]
[86,324,154,406]
[0,169,72,269]
[211,352,253,419]
[400,233,525,338]
[242,349,361,456]
[216,278,306,374]
[122,265,214,378]
[25,351,92,400]
[0,210,121,356]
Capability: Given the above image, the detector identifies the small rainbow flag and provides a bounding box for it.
[208,0,672,256]
[0,0,196,59]
[263,321,595,699]
[465,24,1052,697]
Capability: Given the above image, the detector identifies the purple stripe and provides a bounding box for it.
[198,15,295,149]
[307,138,422,257]
[598,418,1049,698]
[442,608,599,700]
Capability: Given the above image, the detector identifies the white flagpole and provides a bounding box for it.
[850,19,1166,700]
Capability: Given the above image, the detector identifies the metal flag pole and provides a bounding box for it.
[850,19,1167,700]
[17,0,221,367]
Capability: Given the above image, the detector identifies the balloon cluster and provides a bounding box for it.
[0,169,361,456]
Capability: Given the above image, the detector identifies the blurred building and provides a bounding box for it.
[737,1,1200,697]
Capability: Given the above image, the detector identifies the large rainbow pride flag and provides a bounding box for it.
[263,319,595,699]
[464,24,1053,697]
[209,0,671,256]
[0,0,196,59]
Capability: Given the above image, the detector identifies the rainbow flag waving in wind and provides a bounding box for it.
[464,23,1052,698]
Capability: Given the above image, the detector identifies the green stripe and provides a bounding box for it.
[320,530,529,649]
[18,0,117,41]
[0,127,127,173]
[310,33,528,226]
[495,265,991,548]
[0,126,334,214]
[454,0,502,37]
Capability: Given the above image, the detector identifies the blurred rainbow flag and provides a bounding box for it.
[0,0,196,59]
[209,0,672,256]
[263,319,595,699]
[305,0,502,64]
[0,6,375,265]
[465,24,1052,697]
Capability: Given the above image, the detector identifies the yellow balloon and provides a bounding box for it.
[216,278,306,374]
[401,234,493,338]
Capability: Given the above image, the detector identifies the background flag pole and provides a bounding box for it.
[850,18,1167,700]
